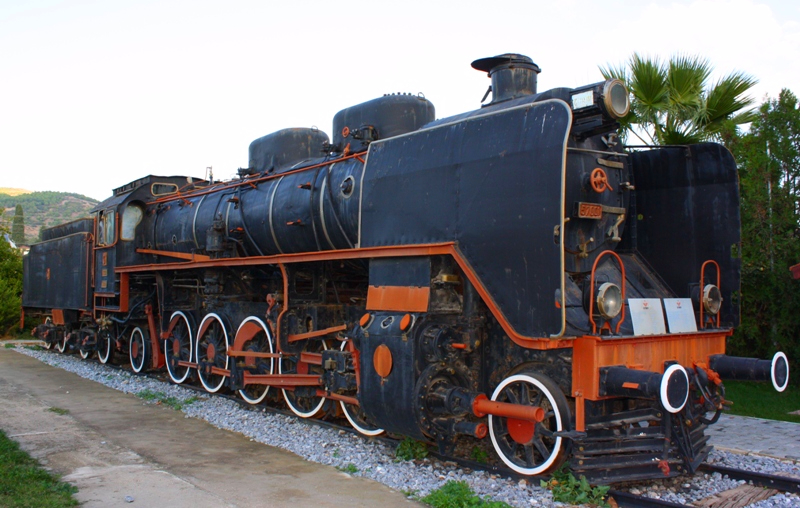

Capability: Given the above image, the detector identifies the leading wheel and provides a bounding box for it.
[488,371,571,476]
[78,330,92,359]
[165,311,194,384]
[196,313,230,393]
[129,327,149,373]
[339,340,383,436]
[236,317,274,405]
[279,339,328,418]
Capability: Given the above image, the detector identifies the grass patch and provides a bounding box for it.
[4,343,16,349]
[723,380,800,423]
[540,467,609,507]
[136,390,197,411]
[469,446,488,464]
[422,480,511,507]
[0,428,79,507]
[48,407,69,416]
[24,345,43,351]
[336,463,358,474]
[395,437,428,461]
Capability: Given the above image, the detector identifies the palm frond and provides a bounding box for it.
[667,54,710,119]
[701,71,759,127]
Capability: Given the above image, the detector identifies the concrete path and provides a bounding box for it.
[0,348,419,507]
[705,413,800,461]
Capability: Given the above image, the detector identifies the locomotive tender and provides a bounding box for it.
[23,53,790,483]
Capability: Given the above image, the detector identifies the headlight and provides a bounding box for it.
[703,284,722,315]
[602,79,630,119]
[597,282,623,319]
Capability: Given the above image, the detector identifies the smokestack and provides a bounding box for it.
[471,53,541,104]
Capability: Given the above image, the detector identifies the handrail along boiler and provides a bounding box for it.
[23,53,790,483]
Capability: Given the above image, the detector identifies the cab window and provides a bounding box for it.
[97,209,116,246]
[121,203,143,241]
[151,183,178,196]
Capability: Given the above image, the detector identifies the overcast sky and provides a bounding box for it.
[1,0,798,201]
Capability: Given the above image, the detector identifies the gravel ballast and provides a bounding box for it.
[11,346,800,507]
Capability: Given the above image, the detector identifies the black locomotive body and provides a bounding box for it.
[23,54,790,483]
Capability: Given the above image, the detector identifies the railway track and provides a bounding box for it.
[44,348,800,507]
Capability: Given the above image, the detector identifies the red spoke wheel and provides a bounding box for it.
[236,317,274,405]
[488,372,570,476]
[196,313,230,393]
[129,327,149,373]
[43,317,55,350]
[279,340,328,418]
[339,340,383,436]
[165,311,194,384]
[78,330,93,359]
[55,331,69,353]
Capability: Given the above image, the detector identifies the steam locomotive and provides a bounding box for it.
[23,53,790,483]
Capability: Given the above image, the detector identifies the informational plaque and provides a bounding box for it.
[628,298,666,336]
[663,298,698,333]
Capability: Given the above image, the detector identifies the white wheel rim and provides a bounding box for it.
[79,348,89,359]
[338,340,383,436]
[196,313,229,393]
[166,311,193,384]
[98,331,111,364]
[280,341,328,418]
[488,374,563,475]
[772,351,789,392]
[660,364,689,413]
[129,327,146,373]
[56,335,66,353]
[236,317,274,404]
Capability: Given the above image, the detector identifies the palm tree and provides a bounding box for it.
[600,53,758,146]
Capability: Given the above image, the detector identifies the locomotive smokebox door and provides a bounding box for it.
[361,101,571,338]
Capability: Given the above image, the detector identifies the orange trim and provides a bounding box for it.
[588,250,627,334]
[19,308,24,330]
[116,242,572,350]
[242,372,321,387]
[621,382,640,389]
[118,273,129,312]
[373,344,393,378]
[150,151,368,206]
[210,366,230,377]
[137,248,211,262]
[52,309,65,325]
[288,324,347,343]
[145,304,164,369]
[367,286,429,312]
[226,349,281,359]
[472,394,545,422]
[699,260,721,329]
[316,390,359,405]
[177,360,197,368]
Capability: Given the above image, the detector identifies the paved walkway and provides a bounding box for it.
[0,348,419,508]
[705,413,800,461]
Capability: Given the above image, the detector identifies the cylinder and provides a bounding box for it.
[709,352,789,392]
[599,364,690,414]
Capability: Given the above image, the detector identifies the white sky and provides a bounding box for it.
[1,0,798,201]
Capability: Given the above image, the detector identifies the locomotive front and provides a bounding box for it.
[23,52,790,485]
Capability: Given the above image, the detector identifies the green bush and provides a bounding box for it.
[395,437,428,461]
[421,481,511,508]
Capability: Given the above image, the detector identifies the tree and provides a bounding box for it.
[725,89,800,366]
[0,210,23,333]
[600,53,758,145]
[11,204,24,245]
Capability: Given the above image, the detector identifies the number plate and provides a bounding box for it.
[576,202,603,219]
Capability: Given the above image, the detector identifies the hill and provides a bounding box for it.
[0,188,32,197]
[0,191,99,244]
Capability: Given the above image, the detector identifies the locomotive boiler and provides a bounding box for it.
[23,53,790,483]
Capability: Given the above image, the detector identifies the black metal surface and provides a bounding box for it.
[248,128,330,174]
[332,94,435,152]
[630,143,741,327]
[40,218,94,242]
[709,354,786,385]
[368,257,430,287]
[362,100,570,337]
[22,232,92,311]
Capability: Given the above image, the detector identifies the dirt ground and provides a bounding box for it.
[0,346,419,507]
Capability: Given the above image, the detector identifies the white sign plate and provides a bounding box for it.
[628,298,666,336]
[572,90,594,110]
[663,298,697,333]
